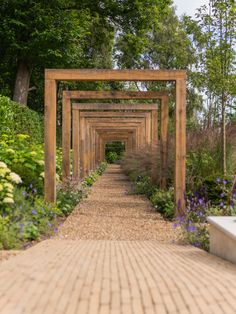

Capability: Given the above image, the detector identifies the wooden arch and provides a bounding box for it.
[45,69,186,215]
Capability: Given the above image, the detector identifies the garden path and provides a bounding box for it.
[0,165,236,313]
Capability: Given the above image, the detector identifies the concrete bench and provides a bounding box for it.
[207,216,236,264]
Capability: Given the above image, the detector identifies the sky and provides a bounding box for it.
[173,0,209,17]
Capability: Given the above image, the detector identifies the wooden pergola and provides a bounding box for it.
[71,105,155,179]
[77,114,151,178]
[45,69,186,215]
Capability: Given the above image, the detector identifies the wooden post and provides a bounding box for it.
[151,108,158,183]
[44,79,57,202]
[160,96,169,189]
[62,94,71,181]
[80,116,85,178]
[72,109,79,180]
[175,79,186,216]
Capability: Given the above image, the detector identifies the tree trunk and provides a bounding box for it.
[13,61,32,105]
[221,99,226,175]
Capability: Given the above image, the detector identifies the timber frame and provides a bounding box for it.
[62,90,169,186]
[45,69,186,215]
[73,109,151,179]
[71,109,153,179]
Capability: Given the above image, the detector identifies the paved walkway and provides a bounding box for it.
[0,165,236,314]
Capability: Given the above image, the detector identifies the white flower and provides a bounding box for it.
[36,160,45,166]
[2,197,14,204]
[40,172,45,178]
[0,161,7,168]
[4,182,14,190]
[9,172,22,184]
[56,174,60,182]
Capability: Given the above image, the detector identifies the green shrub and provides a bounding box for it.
[0,95,43,143]
[106,151,118,164]
[57,183,84,216]
[0,161,22,213]
[150,189,174,219]
[133,176,155,198]
[201,176,232,205]
[0,134,45,193]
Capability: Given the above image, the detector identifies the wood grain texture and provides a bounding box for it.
[46,69,186,81]
[175,79,186,215]
[72,110,79,180]
[73,103,159,110]
[62,95,71,181]
[151,109,158,183]
[63,90,167,99]
[44,79,57,202]
[160,96,169,189]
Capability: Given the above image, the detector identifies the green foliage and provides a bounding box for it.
[0,161,22,213]
[202,176,232,205]
[57,183,83,216]
[150,189,174,219]
[106,151,118,164]
[133,176,155,199]
[105,142,125,164]
[24,223,39,241]
[0,134,44,193]
[0,96,43,142]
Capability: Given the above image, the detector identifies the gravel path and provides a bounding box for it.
[56,164,178,242]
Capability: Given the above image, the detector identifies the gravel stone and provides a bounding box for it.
[55,164,178,242]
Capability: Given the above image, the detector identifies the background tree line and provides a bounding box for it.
[0,0,235,173]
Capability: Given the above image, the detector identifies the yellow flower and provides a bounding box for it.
[36,160,45,166]
[2,197,14,204]
[0,161,7,168]
[4,182,14,190]
[0,184,3,192]
[0,168,10,177]
[9,172,22,184]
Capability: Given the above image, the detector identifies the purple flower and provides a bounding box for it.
[187,225,196,233]
[220,193,225,198]
[29,183,33,189]
[19,205,23,210]
[31,208,37,215]
[198,198,204,205]
[22,191,27,197]
[220,202,224,208]
[33,188,37,194]
[48,222,52,227]
[216,178,221,183]
[54,228,58,233]
[222,180,227,185]
[173,223,178,229]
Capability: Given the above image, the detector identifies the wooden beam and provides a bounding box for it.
[72,110,79,180]
[151,109,158,183]
[44,79,57,202]
[62,94,71,180]
[160,96,169,189]
[175,79,186,216]
[46,69,187,81]
[73,103,158,110]
[63,90,167,99]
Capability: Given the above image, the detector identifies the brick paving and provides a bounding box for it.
[0,165,236,313]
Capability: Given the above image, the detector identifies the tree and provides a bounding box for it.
[0,0,91,105]
[0,0,171,106]
[185,0,236,174]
